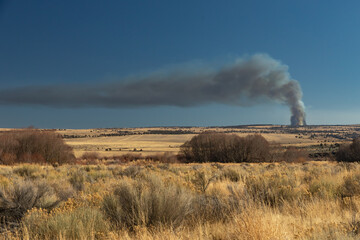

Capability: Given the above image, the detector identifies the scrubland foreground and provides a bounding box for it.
[0,161,360,239]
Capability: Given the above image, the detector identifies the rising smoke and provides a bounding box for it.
[0,54,306,126]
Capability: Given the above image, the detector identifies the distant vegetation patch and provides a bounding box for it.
[336,138,360,162]
[180,132,270,163]
[0,128,75,165]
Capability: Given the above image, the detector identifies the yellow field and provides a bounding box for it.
[54,125,351,157]
[2,161,360,239]
[1,125,356,158]
[65,134,195,157]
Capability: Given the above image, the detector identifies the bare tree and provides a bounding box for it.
[336,138,360,162]
[180,132,270,163]
[0,128,75,165]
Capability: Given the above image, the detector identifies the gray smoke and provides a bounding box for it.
[0,54,306,126]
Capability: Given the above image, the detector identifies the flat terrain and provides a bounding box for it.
[2,125,359,158]
[2,161,360,239]
[55,125,360,158]
[2,126,360,239]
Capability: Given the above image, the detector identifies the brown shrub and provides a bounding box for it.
[180,132,270,163]
[102,175,193,230]
[336,138,360,162]
[81,152,100,161]
[145,153,178,163]
[339,174,360,198]
[0,128,75,165]
[111,153,143,163]
[282,146,308,163]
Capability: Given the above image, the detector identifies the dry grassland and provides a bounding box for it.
[1,125,360,239]
[53,125,359,158]
[1,161,360,239]
[65,134,194,157]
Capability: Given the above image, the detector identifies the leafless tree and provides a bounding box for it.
[180,132,270,163]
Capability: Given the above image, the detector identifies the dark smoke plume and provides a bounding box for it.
[0,54,306,126]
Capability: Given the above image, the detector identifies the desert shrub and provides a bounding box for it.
[0,181,60,227]
[191,194,232,223]
[336,138,360,162]
[180,132,270,163]
[145,153,178,163]
[102,175,193,230]
[308,179,339,199]
[191,184,246,223]
[87,169,113,181]
[111,153,143,163]
[119,165,142,179]
[220,168,241,182]
[0,128,75,165]
[338,162,358,171]
[0,153,16,165]
[13,164,45,179]
[23,207,109,239]
[282,146,308,163]
[81,152,100,161]
[50,181,75,202]
[245,173,302,207]
[69,170,89,191]
[339,174,360,198]
[191,170,217,193]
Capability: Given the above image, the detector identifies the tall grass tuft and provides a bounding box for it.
[22,207,109,239]
[102,175,193,230]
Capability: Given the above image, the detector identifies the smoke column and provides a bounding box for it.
[0,54,306,126]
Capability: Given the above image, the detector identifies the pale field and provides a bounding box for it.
[1,125,357,157]
[66,133,319,158]
[65,134,196,157]
[57,125,348,157]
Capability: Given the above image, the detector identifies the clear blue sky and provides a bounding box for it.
[1,0,360,128]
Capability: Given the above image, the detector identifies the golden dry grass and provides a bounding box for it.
[1,161,360,239]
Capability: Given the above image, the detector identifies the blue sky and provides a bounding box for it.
[1,1,360,128]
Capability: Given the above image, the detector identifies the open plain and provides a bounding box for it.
[1,125,360,239]
[56,125,360,159]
